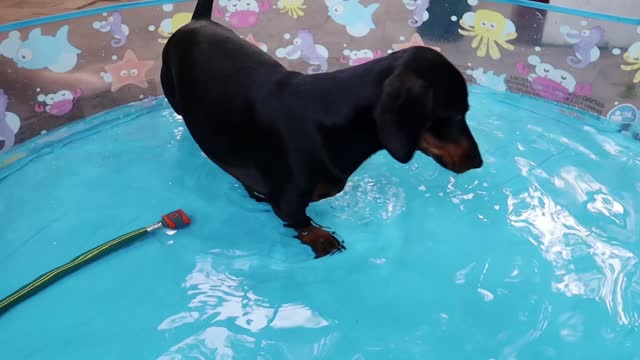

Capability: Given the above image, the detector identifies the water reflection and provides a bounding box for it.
[507,164,639,326]
[157,256,330,359]
[329,173,406,223]
[543,133,598,160]
[158,326,256,360]
[502,301,552,359]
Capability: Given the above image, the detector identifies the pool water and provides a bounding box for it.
[1,86,640,359]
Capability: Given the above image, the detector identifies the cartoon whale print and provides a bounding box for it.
[0,25,81,73]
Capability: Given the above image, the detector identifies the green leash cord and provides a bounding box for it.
[0,209,190,317]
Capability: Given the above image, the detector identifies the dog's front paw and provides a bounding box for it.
[296,226,346,258]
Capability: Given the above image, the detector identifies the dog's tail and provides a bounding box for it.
[192,0,214,21]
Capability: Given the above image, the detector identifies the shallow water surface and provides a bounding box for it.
[1,87,640,359]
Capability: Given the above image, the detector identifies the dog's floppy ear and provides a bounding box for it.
[375,69,432,163]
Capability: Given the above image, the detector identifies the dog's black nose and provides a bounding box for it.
[470,152,483,169]
[451,150,483,174]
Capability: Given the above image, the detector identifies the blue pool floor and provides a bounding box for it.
[1,87,640,359]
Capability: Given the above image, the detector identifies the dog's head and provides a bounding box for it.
[374,47,483,174]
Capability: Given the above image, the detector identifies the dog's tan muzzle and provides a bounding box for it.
[419,133,483,174]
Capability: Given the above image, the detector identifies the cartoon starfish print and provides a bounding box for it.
[392,33,441,52]
[244,33,268,52]
[104,49,154,92]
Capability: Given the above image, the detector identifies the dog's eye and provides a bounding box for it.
[120,70,129,77]
[130,69,139,76]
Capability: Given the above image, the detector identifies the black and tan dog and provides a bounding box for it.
[161,0,483,258]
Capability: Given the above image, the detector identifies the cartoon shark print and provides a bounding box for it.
[0,25,81,73]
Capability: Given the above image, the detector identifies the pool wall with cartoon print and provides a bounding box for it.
[0,0,639,158]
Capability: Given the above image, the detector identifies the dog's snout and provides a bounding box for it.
[453,141,483,173]
[465,142,484,170]
[468,147,483,169]
[420,133,483,174]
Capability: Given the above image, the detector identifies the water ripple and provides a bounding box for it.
[157,256,330,359]
[502,300,552,359]
[329,173,406,223]
[158,326,256,360]
[507,166,639,326]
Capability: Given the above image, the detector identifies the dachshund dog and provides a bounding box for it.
[161,0,483,258]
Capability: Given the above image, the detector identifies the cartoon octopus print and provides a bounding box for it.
[459,9,517,60]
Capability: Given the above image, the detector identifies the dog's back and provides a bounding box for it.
[160,0,296,195]
[161,11,283,119]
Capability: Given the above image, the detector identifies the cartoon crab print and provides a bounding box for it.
[339,48,383,66]
[517,55,592,102]
[213,0,270,28]
[459,9,517,60]
[34,88,81,116]
[621,41,640,83]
